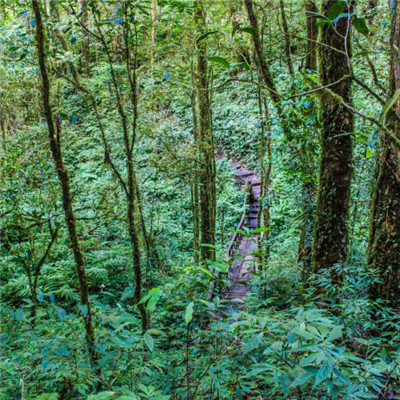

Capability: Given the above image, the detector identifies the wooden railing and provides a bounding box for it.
[207,182,254,300]
[226,182,254,261]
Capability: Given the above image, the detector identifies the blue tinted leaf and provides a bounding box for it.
[115,17,122,24]
[79,304,88,316]
[16,308,23,321]
[49,293,55,303]
[37,290,44,302]
[57,308,66,320]
[71,115,77,124]
[71,36,77,44]
[164,73,171,80]
[30,20,35,26]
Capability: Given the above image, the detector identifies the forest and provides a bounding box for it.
[0,0,400,398]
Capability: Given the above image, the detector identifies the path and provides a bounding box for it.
[221,161,261,309]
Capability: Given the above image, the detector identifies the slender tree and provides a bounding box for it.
[31,0,99,371]
[312,1,354,271]
[368,0,400,301]
[305,0,318,72]
[279,0,294,76]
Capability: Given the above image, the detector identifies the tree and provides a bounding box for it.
[195,0,216,262]
[305,0,318,72]
[31,0,99,372]
[312,1,354,271]
[368,0,400,301]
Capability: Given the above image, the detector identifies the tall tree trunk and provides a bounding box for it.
[31,0,99,371]
[244,0,281,108]
[190,63,200,264]
[305,0,318,72]
[312,1,354,271]
[80,0,90,76]
[279,0,294,76]
[195,1,216,261]
[368,0,400,301]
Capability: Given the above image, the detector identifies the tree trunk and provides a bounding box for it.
[312,0,354,271]
[190,69,200,264]
[80,0,90,76]
[368,0,400,302]
[244,0,281,107]
[195,1,216,262]
[31,0,98,371]
[279,0,294,76]
[305,0,318,72]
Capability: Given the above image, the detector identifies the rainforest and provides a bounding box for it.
[0,0,400,399]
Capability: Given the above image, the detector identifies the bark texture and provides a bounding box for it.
[305,0,318,71]
[195,1,216,261]
[368,0,400,301]
[31,0,98,369]
[312,0,354,270]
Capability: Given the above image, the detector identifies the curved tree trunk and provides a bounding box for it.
[31,0,99,371]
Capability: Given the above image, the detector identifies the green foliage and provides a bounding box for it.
[0,0,399,399]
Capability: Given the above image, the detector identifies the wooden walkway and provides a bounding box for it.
[221,161,261,309]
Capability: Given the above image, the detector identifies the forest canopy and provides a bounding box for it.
[0,0,399,399]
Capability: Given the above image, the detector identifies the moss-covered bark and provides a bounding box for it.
[312,1,354,270]
[368,0,400,301]
[195,1,216,261]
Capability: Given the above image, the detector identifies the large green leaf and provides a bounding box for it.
[353,16,369,36]
[328,1,347,20]
[197,30,219,43]
[208,56,230,69]
[185,301,194,325]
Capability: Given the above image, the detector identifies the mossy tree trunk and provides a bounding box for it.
[31,0,99,372]
[312,0,354,271]
[195,1,216,262]
[368,0,400,301]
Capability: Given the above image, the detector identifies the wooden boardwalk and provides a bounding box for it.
[222,161,261,309]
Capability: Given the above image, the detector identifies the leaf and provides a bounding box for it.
[185,302,194,325]
[327,326,343,341]
[139,287,163,310]
[79,304,88,316]
[199,267,214,278]
[243,333,263,355]
[87,392,115,400]
[380,89,400,122]
[328,1,347,20]
[37,290,44,302]
[57,308,66,320]
[290,369,313,388]
[144,332,154,351]
[353,16,369,36]
[197,30,219,43]
[237,26,258,35]
[15,308,23,321]
[207,259,230,273]
[208,56,230,69]
[315,360,333,386]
